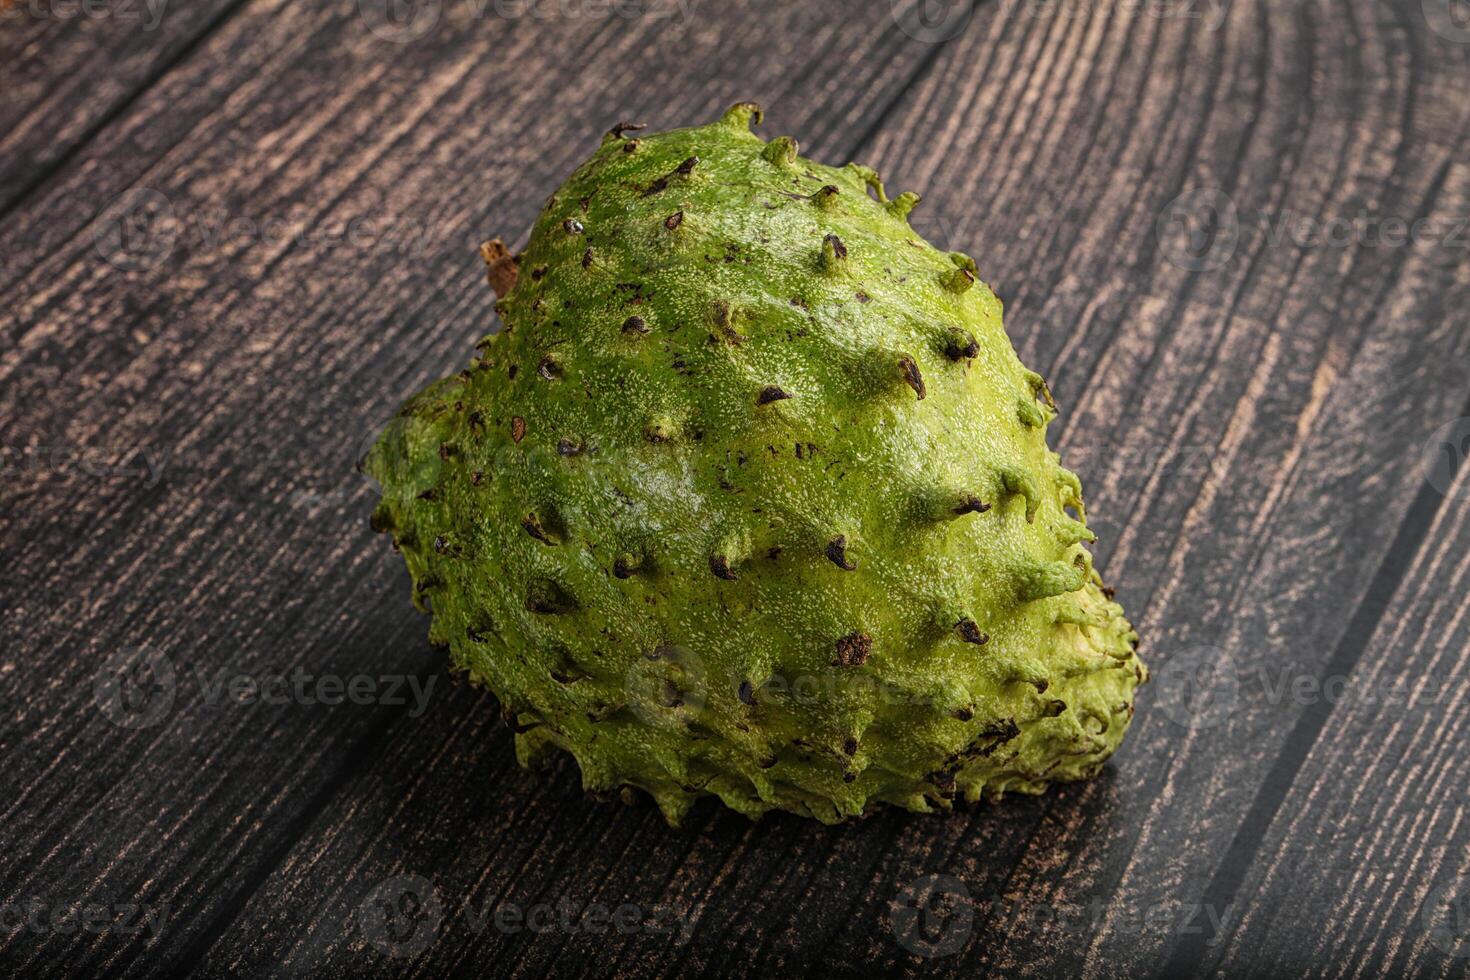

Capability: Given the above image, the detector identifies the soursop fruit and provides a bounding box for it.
[365,102,1147,826]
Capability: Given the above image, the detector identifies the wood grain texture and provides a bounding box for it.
[0,0,244,218]
[0,2,945,977]
[2,0,1469,977]
[1208,439,1470,976]
[858,0,1470,976]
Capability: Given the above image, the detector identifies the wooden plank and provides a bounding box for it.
[1204,441,1470,976]
[0,0,244,217]
[849,0,1470,976]
[190,0,1470,977]
[3,0,1469,977]
[0,2,944,977]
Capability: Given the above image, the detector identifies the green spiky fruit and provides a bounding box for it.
[365,102,1147,826]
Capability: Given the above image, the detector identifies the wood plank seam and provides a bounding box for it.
[0,0,253,224]
[1162,379,1470,976]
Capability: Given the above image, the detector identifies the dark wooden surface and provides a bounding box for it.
[3,0,1469,976]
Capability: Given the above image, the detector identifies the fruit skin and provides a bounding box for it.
[365,102,1147,826]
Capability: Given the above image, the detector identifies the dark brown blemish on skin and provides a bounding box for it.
[833,632,872,666]
[582,248,594,269]
[842,737,858,756]
[538,355,562,380]
[665,211,685,230]
[953,496,991,516]
[521,513,554,545]
[756,385,791,406]
[944,329,980,361]
[511,417,526,443]
[642,157,700,197]
[623,315,650,335]
[975,719,1021,753]
[739,681,756,706]
[826,536,856,571]
[709,554,737,580]
[957,620,990,645]
[899,356,926,400]
[564,219,584,235]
